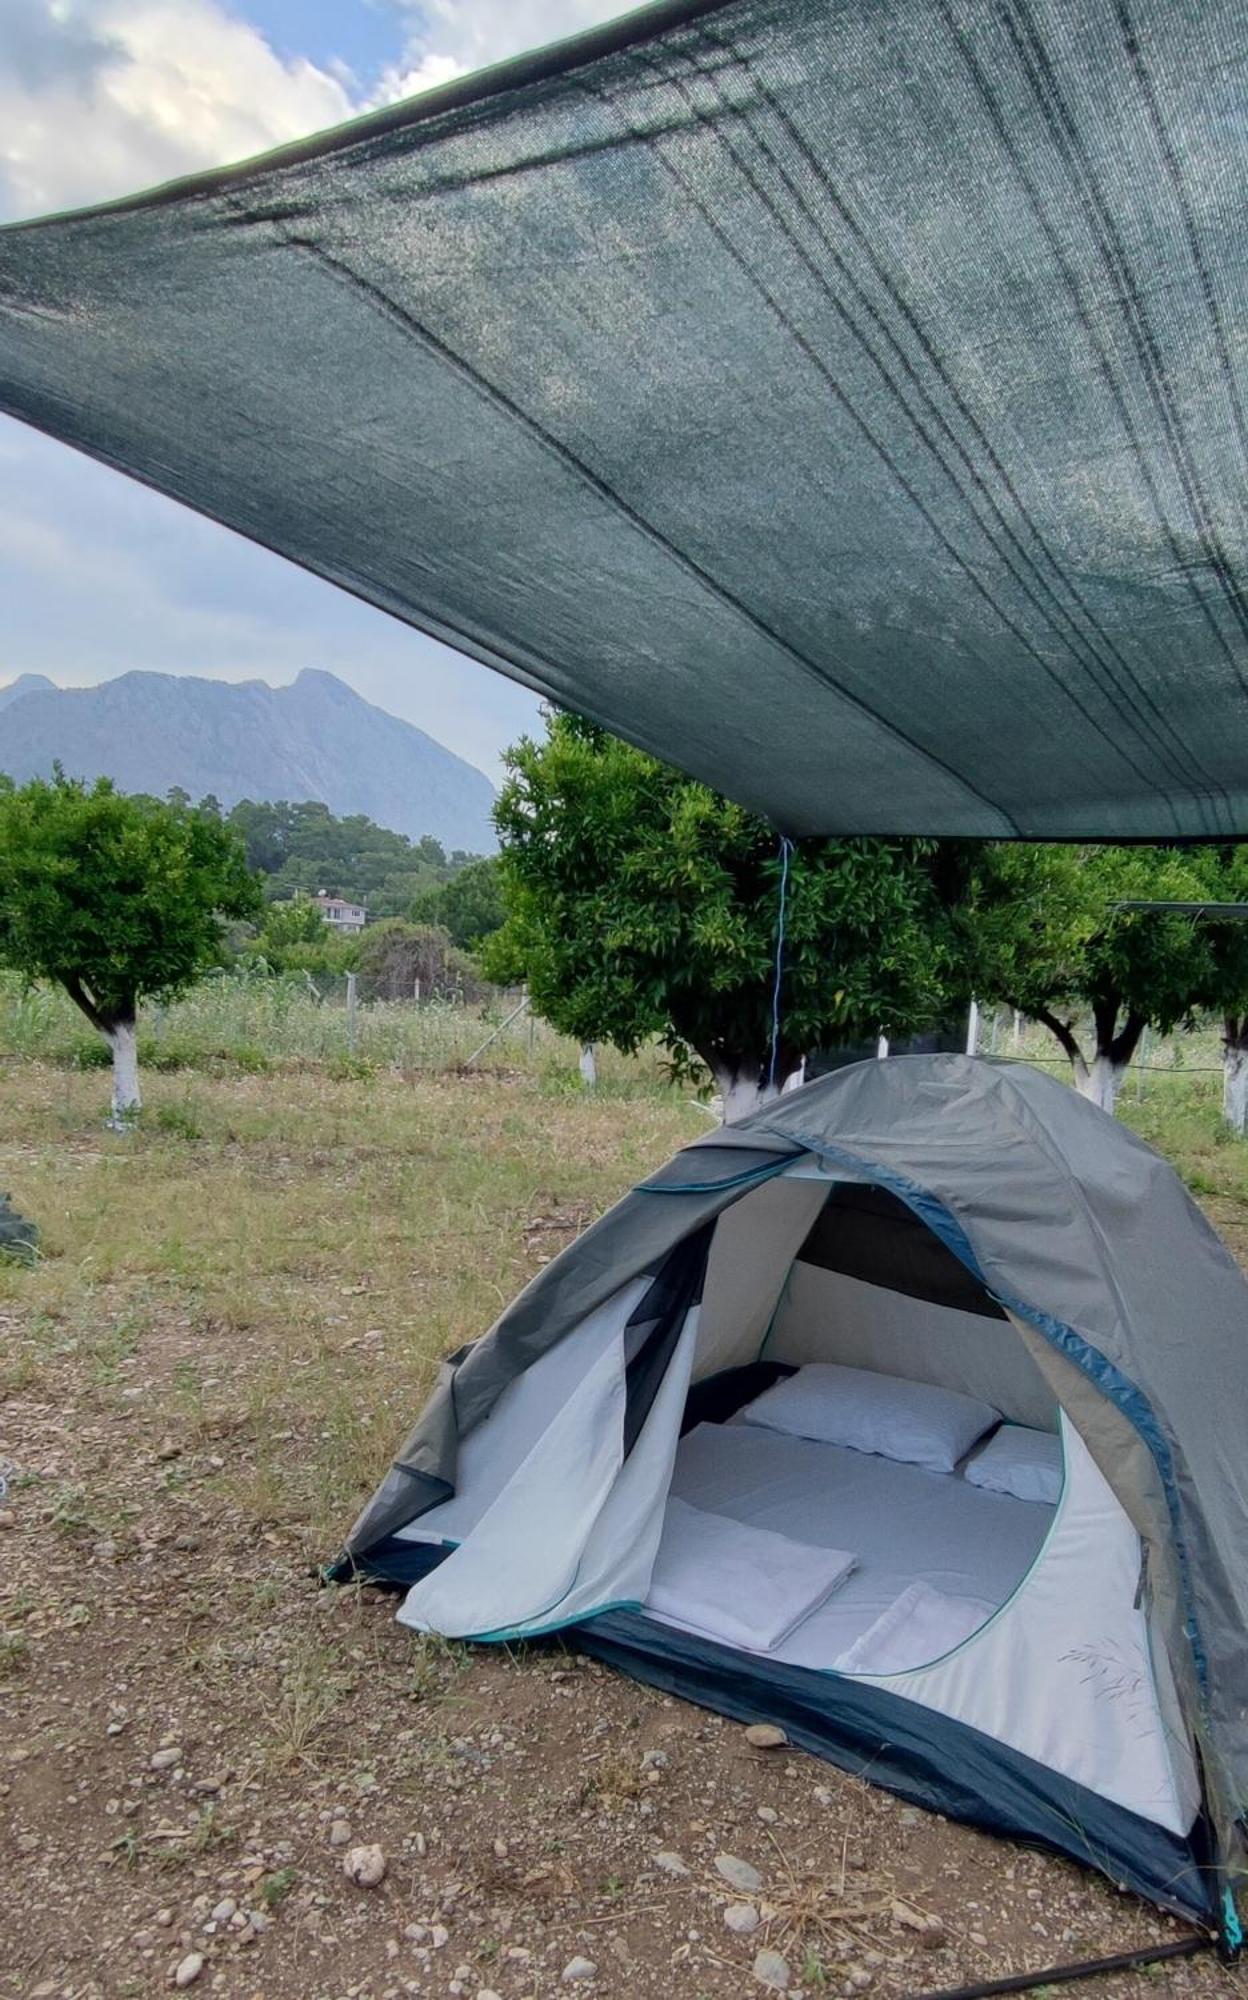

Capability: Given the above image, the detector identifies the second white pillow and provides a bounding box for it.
[740,1362,1000,1474]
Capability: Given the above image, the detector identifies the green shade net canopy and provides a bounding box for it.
[2,0,1247,838]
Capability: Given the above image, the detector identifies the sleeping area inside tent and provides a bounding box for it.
[382,1160,1199,1855]
[649,1173,1066,1676]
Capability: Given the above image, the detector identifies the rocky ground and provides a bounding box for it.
[1,1065,1245,1998]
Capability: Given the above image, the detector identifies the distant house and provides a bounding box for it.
[313,893,367,934]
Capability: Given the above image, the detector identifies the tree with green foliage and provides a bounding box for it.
[409,855,505,949]
[223,798,479,917]
[0,774,260,1122]
[486,716,963,1118]
[1183,847,1248,1134]
[964,844,1212,1113]
[242,895,359,978]
[355,920,483,1004]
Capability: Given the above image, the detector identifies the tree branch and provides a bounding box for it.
[1029,1005,1085,1071]
[60,973,108,1037]
[1108,1010,1148,1070]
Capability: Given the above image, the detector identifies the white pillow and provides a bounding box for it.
[740,1363,999,1474]
[964,1424,1063,1505]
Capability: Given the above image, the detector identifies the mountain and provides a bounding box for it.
[0,673,54,713]
[0,669,497,852]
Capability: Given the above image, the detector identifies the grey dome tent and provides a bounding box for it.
[339,1056,1248,1943]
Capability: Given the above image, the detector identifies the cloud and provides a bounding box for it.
[373,0,627,104]
[0,0,355,222]
[0,424,542,778]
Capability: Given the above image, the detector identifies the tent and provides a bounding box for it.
[338,1055,1248,1941]
[4,0,1248,838]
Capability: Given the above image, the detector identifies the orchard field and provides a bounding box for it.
[1,1012,1245,2000]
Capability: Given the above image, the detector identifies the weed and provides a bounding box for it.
[152,1100,203,1141]
[0,1629,29,1677]
[260,1865,297,1908]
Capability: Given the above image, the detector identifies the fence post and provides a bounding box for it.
[346,972,358,1057]
[1136,1024,1150,1100]
[966,999,980,1057]
[876,1032,890,1059]
[1012,1009,1022,1050]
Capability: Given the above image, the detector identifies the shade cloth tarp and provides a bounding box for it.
[4,0,1248,836]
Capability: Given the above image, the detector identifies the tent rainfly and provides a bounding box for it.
[338,1057,1248,1946]
[3,0,1248,839]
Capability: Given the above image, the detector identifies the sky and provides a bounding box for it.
[0,0,633,778]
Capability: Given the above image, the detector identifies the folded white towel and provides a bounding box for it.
[835,1580,993,1675]
[646,1497,856,1653]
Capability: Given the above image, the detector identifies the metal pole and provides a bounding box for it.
[462,994,530,1069]
[346,971,358,1056]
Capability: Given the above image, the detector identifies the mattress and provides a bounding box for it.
[649,1421,1055,1670]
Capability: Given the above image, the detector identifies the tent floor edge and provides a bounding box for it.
[325,1551,1214,1925]
[575,1610,1215,1926]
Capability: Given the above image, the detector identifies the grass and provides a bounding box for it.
[0,1060,701,1546]
[0,968,677,1094]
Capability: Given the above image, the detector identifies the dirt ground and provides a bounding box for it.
[1,1065,1245,1999]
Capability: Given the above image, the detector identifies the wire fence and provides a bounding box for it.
[0,974,1236,1105]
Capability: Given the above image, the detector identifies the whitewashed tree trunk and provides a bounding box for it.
[1223,1033,1248,1136]
[712,1064,800,1124]
[1073,1050,1126,1115]
[105,1019,141,1125]
[578,1043,597,1089]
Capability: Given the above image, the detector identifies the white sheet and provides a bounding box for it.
[647,1497,855,1652]
[834,1581,994,1674]
[652,1422,1054,1670]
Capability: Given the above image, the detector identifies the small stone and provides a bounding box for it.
[756,1806,778,1824]
[561,1958,597,1983]
[723,1903,761,1935]
[477,1991,504,2000]
[899,1807,922,1827]
[154,1909,175,1929]
[173,1954,204,1989]
[744,1723,787,1749]
[715,1853,764,1894]
[342,1843,387,1888]
[753,1949,791,1991]
[210,1899,236,1924]
[492,1837,508,1858]
[328,1819,352,1847]
[654,1850,690,1877]
[430,1925,450,1949]
[846,1966,873,1992]
[151,1747,182,1771]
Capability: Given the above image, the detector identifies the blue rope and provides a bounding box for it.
[767,835,795,1091]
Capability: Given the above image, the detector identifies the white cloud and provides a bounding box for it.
[0,0,355,222]
[373,0,627,106]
